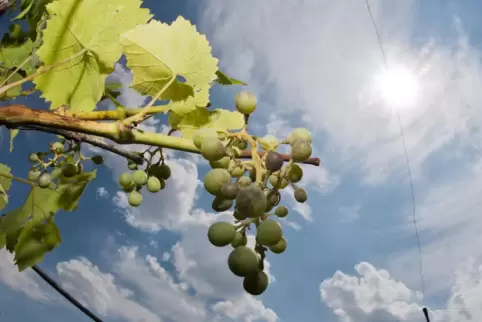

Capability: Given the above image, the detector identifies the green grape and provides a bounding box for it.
[235,91,257,115]
[233,208,247,221]
[91,155,104,165]
[265,152,284,172]
[268,174,289,189]
[256,219,282,246]
[128,191,143,207]
[286,164,303,183]
[227,246,259,277]
[77,163,84,174]
[51,142,64,153]
[221,182,239,200]
[294,188,308,203]
[61,163,77,178]
[265,190,280,212]
[207,222,236,247]
[27,169,41,181]
[128,160,138,171]
[237,176,252,187]
[288,127,312,144]
[231,232,248,248]
[200,138,226,162]
[230,166,245,178]
[209,156,230,169]
[157,163,171,180]
[290,140,312,162]
[212,196,233,212]
[243,271,269,296]
[193,128,218,149]
[119,172,133,187]
[204,168,231,196]
[133,170,148,186]
[236,139,248,150]
[275,206,288,218]
[269,237,287,254]
[146,176,162,193]
[28,153,39,163]
[38,173,51,188]
[259,135,280,151]
[122,181,137,193]
[235,184,267,218]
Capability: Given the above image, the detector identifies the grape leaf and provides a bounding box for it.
[121,16,218,102]
[0,72,24,99]
[0,163,12,212]
[9,129,19,152]
[13,0,35,21]
[0,38,33,70]
[175,108,244,139]
[216,70,247,86]
[56,169,96,211]
[33,0,152,112]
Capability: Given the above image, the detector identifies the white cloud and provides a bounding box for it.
[96,187,109,199]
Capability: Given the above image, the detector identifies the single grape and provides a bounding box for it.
[265,190,280,212]
[275,206,288,218]
[227,246,259,277]
[265,152,284,172]
[233,208,247,221]
[230,166,245,178]
[204,168,231,196]
[259,135,280,151]
[146,176,162,193]
[212,197,234,212]
[27,169,41,181]
[237,176,252,187]
[294,188,308,203]
[51,142,64,153]
[209,156,230,169]
[288,128,312,144]
[128,160,138,171]
[268,174,289,189]
[286,164,303,183]
[269,237,287,254]
[236,139,248,150]
[192,128,218,149]
[28,153,39,163]
[235,184,267,218]
[231,232,248,248]
[290,140,312,162]
[61,163,77,178]
[133,170,148,186]
[91,155,104,165]
[208,222,236,247]
[157,163,171,180]
[38,173,51,188]
[235,91,257,115]
[256,219,283,246]
[122,181,137,193]
[221,182,239,200]
[119,172,133,187]
[128,191,143,207]
[201,138,226,162]
[243,271,269,296]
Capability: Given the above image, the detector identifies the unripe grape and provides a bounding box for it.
[231,232,248,248]
[230,166,245,178]
[235,91,257,115]
[233,208,247,221]
[91,155,104,165]
[201,138,226,162]
[256,219,283,246]
[51,142,64,153]
[286,164,303,183]
[76,163,84,174]
[128,160,138,171]
[157,164,171,180]
[28,169,41,181]
[275,206,288,218]
[269,174,289,189]
[204,168,231,196]
[208,222,236,247]
[133,170,148,186]
[288,128,312,144]
[28,153,39,163]
[269,237,287,254]
[128,191,143,207]
[235,184,267,218]
[212,196,233,212]
[119,172,133,187]
[259,135,280,151]
[122,181,137,193]
[237,176,252,187]
[193,128,218,149]
[228,246,259,277]
[146,176,162,193]
[221,182,239,200]
[265,152,284,172]
[209,156,230,169]
[38,173,51,188]
[243,271,269,296]
[294,188,307,203]
[290,140,312,162]
[265,190,280,212]
[236,139,248,150]
[62,163,77,178]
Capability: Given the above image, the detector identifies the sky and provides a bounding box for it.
[3,0,482,321]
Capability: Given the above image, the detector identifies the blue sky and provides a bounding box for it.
[3,0,482,321]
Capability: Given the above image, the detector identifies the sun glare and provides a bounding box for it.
[374,64,419,109]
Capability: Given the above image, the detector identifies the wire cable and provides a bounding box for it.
[32,265,103,322]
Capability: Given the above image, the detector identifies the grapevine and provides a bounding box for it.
[0,0,321,297]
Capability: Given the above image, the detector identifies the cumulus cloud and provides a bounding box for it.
[96,187,109,199]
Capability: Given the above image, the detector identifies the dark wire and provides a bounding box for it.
[32,265,103,322]
[364,0,428,321]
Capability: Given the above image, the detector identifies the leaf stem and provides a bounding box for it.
[0,172,34,186]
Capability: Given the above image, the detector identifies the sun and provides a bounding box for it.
[374,64,420,109]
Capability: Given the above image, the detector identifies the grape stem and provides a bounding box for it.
[0,172,35,186]
[0,105,321,166]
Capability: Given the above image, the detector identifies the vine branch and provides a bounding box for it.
[0,105,321,166]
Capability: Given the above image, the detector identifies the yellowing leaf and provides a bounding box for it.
[176,108,244,139]
[121,16,218,102]
[34,0,152,112]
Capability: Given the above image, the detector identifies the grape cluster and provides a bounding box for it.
[117,155,171,207]
[199,91,312,295]
[26,139,104,188]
